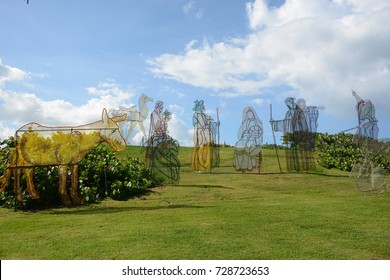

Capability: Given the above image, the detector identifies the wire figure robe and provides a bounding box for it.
[349,91,386,191]
[271,97,315,171]
[191,100,219,172]
[352,90,379,139]
[297,98,325,152]
[350,137,388,192]
[233,107,263,173]
[296,98,325,134]
[144,101,180,185]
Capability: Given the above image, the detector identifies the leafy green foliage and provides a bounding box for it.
[0,137,159,209]
[315,133,390,172]
[372,153,390,173]
[315,133,362,171]
[80,147,157,201]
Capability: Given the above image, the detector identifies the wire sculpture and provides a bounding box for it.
[297,98,325,152]
[352,90,379,139]
[233,106,263,173]
[351,136,389,192]
[271,97,317,172]
[109,93,154,144]
[191,100,220,172]
[349,91,387,191]
[296,98,325,134]
[0,109,127,206]
[144,101,180,185]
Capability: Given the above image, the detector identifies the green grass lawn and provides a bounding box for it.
[0,146,389,260]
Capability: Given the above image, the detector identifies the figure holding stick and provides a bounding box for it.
[191,100,217,172]
[271,98,315,172]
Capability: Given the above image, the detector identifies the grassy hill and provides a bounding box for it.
[0,146,389,259]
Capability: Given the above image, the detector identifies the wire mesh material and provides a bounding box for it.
[271,97,321,172]
[144,101,180,185]
[109,94,154,144]
[191,100,219,172]
[349,91,387,191]
[351,91,390,191]
[233,106,263,173]
[0,109,127,206]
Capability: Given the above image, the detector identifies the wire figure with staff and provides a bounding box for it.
[348,91,386,192]
[270,97,318,172]
[191,100,219,172]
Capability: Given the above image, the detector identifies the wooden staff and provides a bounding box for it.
[270,104,282,173]
[216,107,220,167]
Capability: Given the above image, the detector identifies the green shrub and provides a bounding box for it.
[0,137,159,209]
[315,133,361,171]
[315,133,390,172]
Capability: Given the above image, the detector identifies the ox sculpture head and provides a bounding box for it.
[100,109,127,151]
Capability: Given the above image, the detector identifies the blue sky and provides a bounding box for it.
[0,0,389,146]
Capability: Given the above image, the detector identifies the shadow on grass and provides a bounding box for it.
[48,204,212,215]
[303,171,350,178]
[176,184,234,189]
[207,169,350,178]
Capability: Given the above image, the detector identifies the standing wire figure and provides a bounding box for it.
[350,91,384,191]
[191,100,218,172]
[352,90,379,139]
[144,101,180,184]
[233,107,263,173]
[296,99,325,134]
[149,101,165,138]
[297,98,324,169]
[271,97,314,171]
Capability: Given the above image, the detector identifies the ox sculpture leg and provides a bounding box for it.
[58,165,71,207]
[0,167,21,201]
[70,165,84,206]
[0,167,12,193]
[58,164,84,207]
[0,165,39,203]
[23,167,40,200]
[12,168,23,202]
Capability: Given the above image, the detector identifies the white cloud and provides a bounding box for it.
[246,0,269,29]
[0,122,16,140]
[194,8,204,20]
[148,39,265,94]
[183,1,203,20]
[166,114,193,147]
[0,59,30,86]
[0,88,132,127]
[0,60,193,146]
[251,98,264,106]
[168,104,185,116]
[160,85,186,98]
[183,1,195,14]
[0,77,137,140]
[148,0,390,117]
